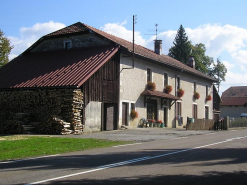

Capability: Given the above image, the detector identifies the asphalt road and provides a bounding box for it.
[1,129,247,185]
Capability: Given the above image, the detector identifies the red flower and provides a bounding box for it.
[177,88,184,98]
[164,85,172,94]
[206,95,212,101]
[194,92,200,100]
[147,81,156,91]
[131,110,138,119]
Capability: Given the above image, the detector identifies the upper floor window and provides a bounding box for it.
[177,77,180,89]
[64,40,72,49]
[194,82,197,93]
[147,68,152,82]
[206,85,208,96]
[164,73,168,86]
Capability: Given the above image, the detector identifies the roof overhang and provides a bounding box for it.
[141,89,181,109]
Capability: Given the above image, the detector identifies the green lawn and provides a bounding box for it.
[0,136,130,161]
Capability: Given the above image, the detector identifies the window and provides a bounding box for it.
[131,103,135,111]
[147,68,152,82]
[164,73,168,86]
[177,77,180,89]
[205,106,209,119]
[193,104,197,119]
[64,40,72,49]
[176,102,182,117]
[206,85,208,96]
[194,82,196,93]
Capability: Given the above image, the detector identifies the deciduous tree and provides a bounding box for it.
[0,29,13,68]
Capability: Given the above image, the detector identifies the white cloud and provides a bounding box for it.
[8,21,65,60]
[101,21,147,47]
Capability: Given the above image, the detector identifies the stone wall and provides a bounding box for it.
[0,89,83,134]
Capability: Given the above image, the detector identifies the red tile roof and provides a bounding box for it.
[43,22,216,82]
[141,89,180,100]
[0,46,118,89]
[221,97,247,106]
[221,86,247,97]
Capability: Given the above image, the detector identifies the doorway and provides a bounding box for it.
[164,107,167,127]
[104,103,117,131]
[122,102,128,126]
[147,99,157,120]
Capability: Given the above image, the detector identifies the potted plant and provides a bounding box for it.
[177,88,184,98]
[148,119,155,127]
[147,81,156,91]
[156,120,162,127]
[194,92,200,100]
[206,95,212,101]
[164,85,172,94]
[131,110,138,119]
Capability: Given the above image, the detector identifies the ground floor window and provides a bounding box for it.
[205,106,209,119]
[193,104,197,119]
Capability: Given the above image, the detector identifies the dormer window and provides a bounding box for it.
[64,40,72,49]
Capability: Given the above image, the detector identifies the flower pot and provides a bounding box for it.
[161,123,164,128]
[156,123,161,127]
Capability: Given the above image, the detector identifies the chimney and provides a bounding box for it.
[187,56,195,68]
[154,40,162,55]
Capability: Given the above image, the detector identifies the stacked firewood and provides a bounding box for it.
[61,89,83,134]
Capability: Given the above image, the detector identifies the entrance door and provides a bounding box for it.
[104,103,117,131]
[164,107,167,127]
[147,99,157,120]
[122,102,128,126]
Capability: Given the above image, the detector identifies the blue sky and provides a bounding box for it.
[1,0,247,95]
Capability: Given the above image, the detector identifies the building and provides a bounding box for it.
[0,22,217,133]
[220,86,247,118]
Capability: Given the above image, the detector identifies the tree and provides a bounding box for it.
[208,58,227,91]
[0,29,13,68]
[168,25,191,64]
[191,43,213,73]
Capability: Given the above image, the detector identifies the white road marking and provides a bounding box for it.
[26,135,247,185]
[0,154,60,164]
[170,137,188,140]
[205,133,216,135]
[113,143,141,147]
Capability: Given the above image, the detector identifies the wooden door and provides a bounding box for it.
[122,103,128,126]
[104,103,117,131]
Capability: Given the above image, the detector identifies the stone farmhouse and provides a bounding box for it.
[0,22,218,133]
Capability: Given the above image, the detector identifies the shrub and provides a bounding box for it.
[0,120,26,134]
[34,117,64,135]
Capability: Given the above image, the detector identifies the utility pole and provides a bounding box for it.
[132,15,137,68]
[217,58,220,92]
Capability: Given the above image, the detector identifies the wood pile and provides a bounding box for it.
[61,89,83,134]
[0,89,84,135]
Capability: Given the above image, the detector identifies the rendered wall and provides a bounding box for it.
[119,54,214,128]
[84,101,102,132]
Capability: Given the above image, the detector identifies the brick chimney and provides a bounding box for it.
[187,56,195,68]
[154,40,162,55]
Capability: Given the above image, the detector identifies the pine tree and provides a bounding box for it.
[0,29,13,68]
[168,25,191,64]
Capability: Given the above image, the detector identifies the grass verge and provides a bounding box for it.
[0,136,131,161]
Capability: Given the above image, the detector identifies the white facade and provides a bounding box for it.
[118,54,214,128]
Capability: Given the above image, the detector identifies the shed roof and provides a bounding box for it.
[141,89,180,100]
[0,46,118,89]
